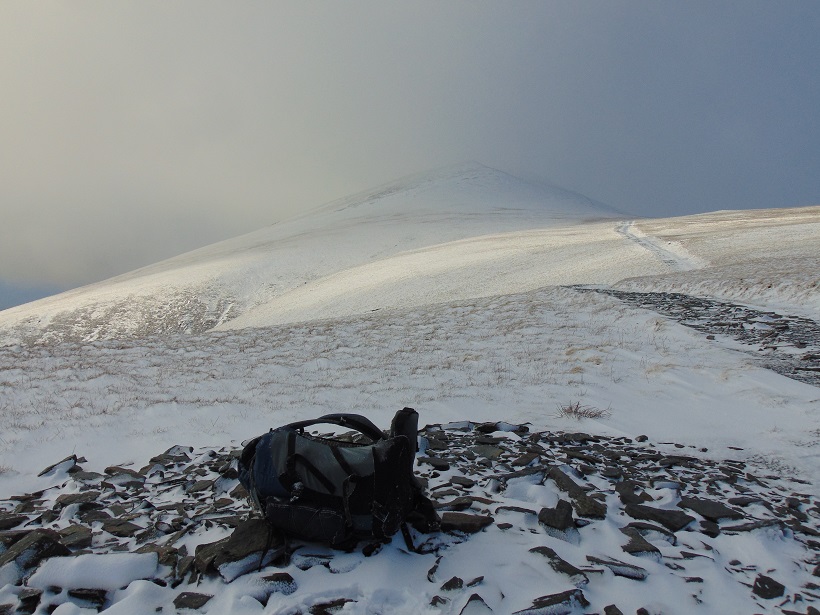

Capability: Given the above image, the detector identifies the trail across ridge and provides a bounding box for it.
[616,221,702,271]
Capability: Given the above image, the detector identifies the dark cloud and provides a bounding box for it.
[1,1,818,289]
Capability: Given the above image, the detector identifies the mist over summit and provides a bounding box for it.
[0,164,624,345]
[2,163,818,347]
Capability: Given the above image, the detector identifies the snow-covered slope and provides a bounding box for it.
[0,167,819,614]
[0,163,625,345]
[615,207,820,319]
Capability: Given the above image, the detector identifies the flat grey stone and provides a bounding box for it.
[434,496,475,512]
[441,512,494,533]
[625,521,677,545]
[513,589,589,614]
[572,493,606,519]
[135,543,178,567]
[418,457,451,471]
[17,588,42,614]
[677,497,744,521]
[624,503,695,532]
[55,491,100,508]
[262,572,297,596]
[615,481,652,505]
[58,524,93,549]
[450,476,476,488]
[310,598,356,614]
[0,513,26,531]
[37,455,78,477]
[101,519,143,538]
[511,452,540,467]
[0,528,70,570]
[472,445,504,460]
[173,592,213,610]
[441,576,463,591]
[186,480,214,494]
[459,593,493,614]
[67,588,107,608]
[529,546,588,586]
[548,467,588,497]
[752,574,785,599]
[538,500,574,531]
[212,519,285,581]
[619,527,661,559]
[586,555,648,580]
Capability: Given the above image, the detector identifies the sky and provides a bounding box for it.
[1,1,819,308]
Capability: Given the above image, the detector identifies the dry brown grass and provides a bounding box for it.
[556,401,612,420]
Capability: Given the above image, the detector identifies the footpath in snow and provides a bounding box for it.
[615,221,704,272]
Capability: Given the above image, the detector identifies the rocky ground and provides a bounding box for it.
[578,288,820,388]
[0,421,818,614]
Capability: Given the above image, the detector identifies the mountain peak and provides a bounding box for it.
[0,165,621,344]
[307,161,619,222]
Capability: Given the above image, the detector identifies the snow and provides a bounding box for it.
[0,163,622,344]
[0,165,818,613]
[27,553,159,591]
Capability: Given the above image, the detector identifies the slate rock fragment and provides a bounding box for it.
[173,592,213,610]
[37,455,78,477]
[603,606,624,615]
[677,497,743,521]
[55,491,100,508]
[0,512,26,531]
[459,593,493,614]
[752,574,785,599]
[435,496,476,512]
[0,528,70,571]
[512,589,589,614]
[175,555,196,585]
[309,598,355,614]
[440,512,494,533]
[619,527,661,559]
[537,500,574,531]
[212,519,285,581]
[615,481,652,506]
[262,572,297,596]
[625,521,677,545]
[450,476,476,488]
[571,493,607,519]
[441,576,464,591]
[699,520,720,538]
[16,588,42,615]
[548,467,589,497]
[135,543,178,568]
[194,537,231,574]
[68,588,107,608]
[58,524,93,549]
[718,494,753,508]
[511,452,539,467]
[586,555,649,580]
[419,457,451,471]
[101,518,143,538]
[529,546,588,586]
[624,503,695,532]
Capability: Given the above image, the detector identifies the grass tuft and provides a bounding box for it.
[556,401,611,420]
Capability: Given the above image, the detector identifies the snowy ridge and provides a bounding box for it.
[0,164,623,345]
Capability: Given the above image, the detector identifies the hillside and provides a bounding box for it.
[0,168,819,614]
[0,164,626,345]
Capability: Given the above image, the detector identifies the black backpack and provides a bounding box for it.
[237,407,439,547]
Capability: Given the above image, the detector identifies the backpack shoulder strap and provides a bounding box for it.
[284,413,385,442]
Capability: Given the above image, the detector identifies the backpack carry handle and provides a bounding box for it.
[285,413,385,442]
